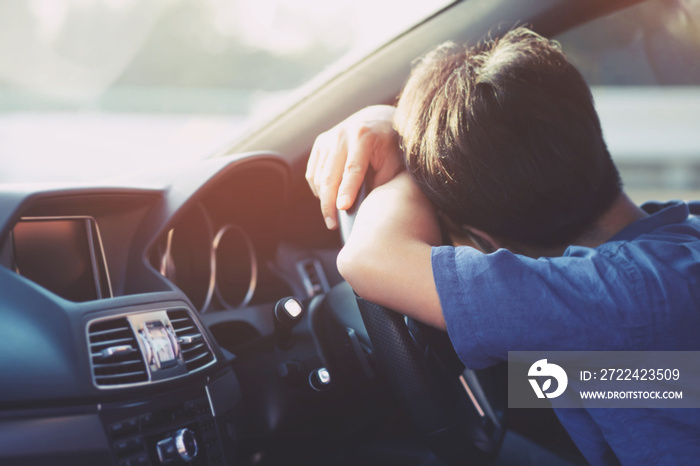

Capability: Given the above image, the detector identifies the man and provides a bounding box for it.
[306,28,700,464]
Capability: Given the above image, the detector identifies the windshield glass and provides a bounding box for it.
[0,0,452,183]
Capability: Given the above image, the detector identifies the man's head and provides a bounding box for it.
[394,27,621,250]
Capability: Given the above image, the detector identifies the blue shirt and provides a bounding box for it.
[432,201,700,465]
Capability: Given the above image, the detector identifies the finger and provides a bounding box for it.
[313,128,346,206]
[313,147,327,201]
[313,131,337,198]
[318,133,348,229]
[336,131,373,210]
[306,133,324,197]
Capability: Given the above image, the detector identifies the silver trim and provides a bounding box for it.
[197,204,216,312]
[157,429,197,464]
[459,374,485,418]
[317,368,331,384]
[204,223,258,312]
[309,367,332,391]
[84,219,102,298]
[99,345,136,359]
[90,218,114,298]
[159,228,175,277]
[86,307,217,390]
[158,203,215,312]
[205,383,217,417]
[18,215,113,299]
[156,438,169,464]
[131,311,183,372]
[460,368,501,428]
[175,428,198,462]
[178,334,202,345]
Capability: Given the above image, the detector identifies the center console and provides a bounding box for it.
[87,305,240,466]
[100,370,239,466]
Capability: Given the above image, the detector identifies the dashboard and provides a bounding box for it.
[149,158,293,313]
[0,152,363,466]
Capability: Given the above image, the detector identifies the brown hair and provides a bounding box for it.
[395,27,621,248]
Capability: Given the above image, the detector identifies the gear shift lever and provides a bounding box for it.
[273,297,304,349]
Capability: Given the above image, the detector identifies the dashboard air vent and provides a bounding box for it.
[297,259,330,297]
[88,317,148,387]
[167,309,215,372]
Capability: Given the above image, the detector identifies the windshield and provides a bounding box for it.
[0,0,452,183]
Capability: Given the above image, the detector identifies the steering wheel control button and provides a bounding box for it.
[157,428,198,464]
[274,297,305,348]
[309,367,331,391]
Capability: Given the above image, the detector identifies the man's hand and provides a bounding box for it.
[337,173,446,329]
[305,105,404,230]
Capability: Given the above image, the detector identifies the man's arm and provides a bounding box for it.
[336,172,446,329]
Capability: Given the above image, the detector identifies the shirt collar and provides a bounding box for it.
[608,200,689,243]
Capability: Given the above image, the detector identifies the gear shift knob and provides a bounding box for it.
[273,297,304,348]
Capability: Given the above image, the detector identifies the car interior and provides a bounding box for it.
[1,0,697,465]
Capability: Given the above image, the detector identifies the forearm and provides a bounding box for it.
[336,174,446,329]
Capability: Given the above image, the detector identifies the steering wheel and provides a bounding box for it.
[337,182,506,465]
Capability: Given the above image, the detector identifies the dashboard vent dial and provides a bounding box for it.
[167,309,215,372]
[88,317,148,386]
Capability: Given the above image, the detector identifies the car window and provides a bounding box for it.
[556,0,700,203]
[0,0,452,183]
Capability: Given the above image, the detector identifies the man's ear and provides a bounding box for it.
[437,214,479,248]
[464,226,502,253]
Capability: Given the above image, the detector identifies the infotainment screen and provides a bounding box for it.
[12,217,108,302]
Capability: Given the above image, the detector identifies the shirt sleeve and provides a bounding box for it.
[431,245,646,369]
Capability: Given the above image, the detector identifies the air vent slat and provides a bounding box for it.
[91,351,141,364]
[185,351,209,364]
[166,309,215,373]
[95,370,149,380]
[181,343,205,354]
[89,327,130,338]
[89,337,134,348]
[87,317,147,387]
[173,325,196,333]
[93,359,143,368]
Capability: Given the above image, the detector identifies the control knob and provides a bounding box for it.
[156,428,198,464]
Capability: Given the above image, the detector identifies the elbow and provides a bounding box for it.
[336,241,377,297]
[336,243,362,288]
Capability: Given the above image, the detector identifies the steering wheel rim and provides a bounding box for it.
[338,182,506,465]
